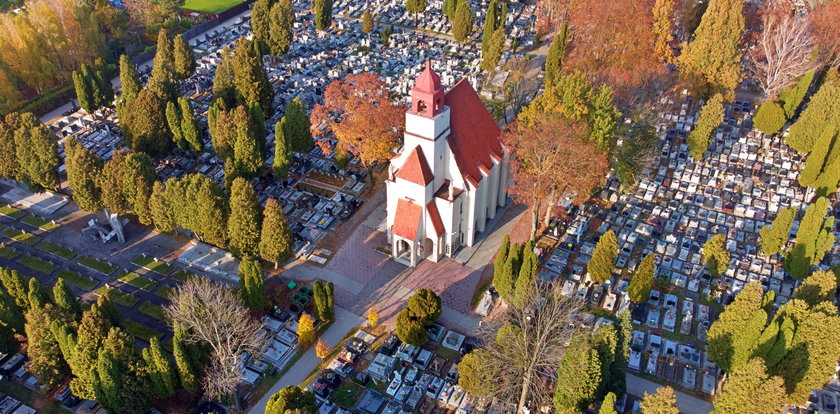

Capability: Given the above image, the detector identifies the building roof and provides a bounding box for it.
[426,201,444,236]
[392,199,423,241]
[395,145,434,186]
[413,60,442,93]
[444,79,504,187]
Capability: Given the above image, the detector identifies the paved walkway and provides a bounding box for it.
[248,306,366,414]
[626,373,713,414]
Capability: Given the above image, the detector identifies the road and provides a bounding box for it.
[248,306,366,413]
[626,373,714,414]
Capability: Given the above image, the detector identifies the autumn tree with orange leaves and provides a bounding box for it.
[310,73,405,185]
[810,1,840,68]
[503,114,608,240]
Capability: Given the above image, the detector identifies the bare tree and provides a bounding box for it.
[165,277,263,401]
[475,283,582,413]
[749,1,815,99]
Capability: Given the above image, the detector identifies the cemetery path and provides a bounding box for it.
[247,305,366,414]
[626,373,713,414]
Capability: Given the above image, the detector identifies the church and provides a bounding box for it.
[385,61,510,266]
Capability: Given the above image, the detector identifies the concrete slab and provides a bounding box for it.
[363,201,388,232]
[0,184,69,216]
[177,241,239,284]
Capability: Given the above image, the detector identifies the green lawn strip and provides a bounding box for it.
[56,269,97,290]
[131,255,173,275]
[181,0,242,14]
[21,214,60,231]
[0,245,17,259]
[2,228,41,245]
[94,285,139,307]
[0,205,24,219]
[123,320,163,342]
[18,255,58,274]
[332,380,365,408]
[170,270,193,282]
[138,301,166,321]
[0,379,72,414]
[115,270,158,291]
[154,285,173,299]
[37,241,76,259]
[77,255,117,275]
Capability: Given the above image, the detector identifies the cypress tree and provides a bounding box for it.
[480,27,505,72]
[513,241,536,308]
[814,155,840,196]
[652,0,674,64]
[13,113,59,191]
[786,78,840,154]
[70,305,111,399]
[120,89,173,156]
[24,304,70,388]
[53,278,81,318]
[752,100,786,135]
[166,100,184,148]
[285,97,312,152]
[452,0,474,43]
[676,0,744,99]
[232,37,275,116]
[173,34,195,79]
[495,243,518,304]
[251,0,272,54]
[148,29,177,101]
[95,349,122,412]
[149,336,176,398]
[213,47,236,107]
[121,152,157,216]
[269,0,295,56]
[544,22,568,87]
[798,124,837,187]
[706,282,766,372]
[259,198,292,268]
[481,0,498,54]
[688,93,724,160]
[0,117,18,181]
[0,268,29,312]
[588,230,618,283]
[611,310,631,395]
[266,385,317,414]
[593,323,618,400]
[228,177,262,258]
[553,336,601,412]
[28,277,50,310]
[149,181,175,233]
[231,105,265,179]
[794,270,837,307]
[325,282,334,320]
[712,358,786,414]
[91,66,113,109]
[142,347,166,398]
[239,256,266,311]
[97,293,122,329]
[172,324,199,393]
[99,150,129,215]
[97,328,152,414]
[703,233,730,277]
[273,117,292,178]
[0,288,24,335]
[362,10,373,33]
[312,280,327,321]
[778,69,814,119]
[627,252,655,303]
[759,207,795,257]
[442,0,457,21]
[73,68,95,114]
[179,98,202,152]
[787,197,834,279]
[208,100,235,160]
[65,137,104,212]
[639,386,679,414]
[314,0,333,31]
[119,54,141,103]
[600,392,618,414]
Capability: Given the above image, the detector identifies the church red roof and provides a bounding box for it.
[392,199,423,241]
[395,146,434,186]
[444,79,504,188]
[426,201,444,236]
[413,60,442,93]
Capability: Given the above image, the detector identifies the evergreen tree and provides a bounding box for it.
[442,0,457,21]
[65,137,104,212]
[787,197,834,279]
[325,282,334,321]
[239,256,266,311]
[0,116,18,181]
[120,89,173,156]
[544,22,568,87]
[753,101,786,135]
[599,392,618,414]
[512,241,536,308]
[0,268,29,312]
[284,97,312,152]
[610,310,631,395]
[652,0,674,64]
[628,253,655,303]
[362,10,373,33]
[269,0,295,56]
[27,277,50,310]
[265,385,317,414]
[273,118,292,177]
[814,154,840,196]
[147,336,176,398]
[94,349,122,412]
[297,313,315,345]
[251,0,272,54]
[228,177,262,257]
[174,34,196,79]
[553,336,601,412]
[481,0,499,54]
[53,278,81,318]
[231,105,265,179]
[166,100,184,148]
[676,0,744,99]
[707,282,766,372]
[73,68,95,114]
[213,47,236,107]
[594,324,618,400]
[495,242,519,304]
[97,293,122,329]
[312,280,327,321]
[119,54,141,103]
[452,0,474,43]
[95,328,152,414]
[25,304,70,388]
[0,288,24,335]
[149,181,175,233]
[786,78,840,154]
[90,65,113,110]
[480,27,505,72]
[147,29,177,101]
[778,69,815,119]
[99,150,129,215]
[172,323,200,393]
[703,233,730,277]
[759,207,795,257]
[688,93,724,160]
[712,357,786,413]
[588,230,617,283]
[492,234,510,298]
[259,198,292,267]
[799,124,837,187]
[179,98,202,152]
[70,305,111,399]
[13,113,59,191]
[314,0,333,31]
[639,386,679,414]
[456,349,498,399]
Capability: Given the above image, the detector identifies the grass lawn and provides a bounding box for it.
[2,228,41,245]
[77,256,117,274]
[434,345,461,362]
[181,0,242,14]
[94,285,139,307]
[123,320,163,342]
[56,269,97,290]
[18,255,57,274]
[0,205,24,219]
[0,245,17,259]
[132,255,173,275]
[154,285,173,299]
[332,381,365,409]
[22,214,60,231]
[116,270,157,291]
[170,270,193,282]
[37,241,76,259]
[0,379,71,414]
[138,302,166,321]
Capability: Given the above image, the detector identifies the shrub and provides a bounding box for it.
[753,101,786,135]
